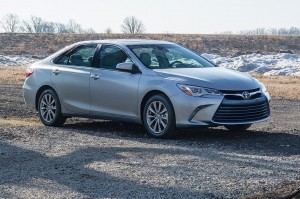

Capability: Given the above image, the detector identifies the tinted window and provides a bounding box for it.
[56,45,97,67]
[98,45,132,70]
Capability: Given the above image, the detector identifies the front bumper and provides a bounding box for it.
[170,92,270,127]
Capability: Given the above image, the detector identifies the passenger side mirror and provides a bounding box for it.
[116,62,140,73]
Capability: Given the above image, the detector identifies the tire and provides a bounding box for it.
[38,89,66,127]
[224,124,252,132]
[142,94,176,138]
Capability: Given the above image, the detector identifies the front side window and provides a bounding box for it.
[98,45,132,70]
[128,44,215,69]
[56,45,97,67]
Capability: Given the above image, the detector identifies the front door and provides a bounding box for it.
[90,45,141,119]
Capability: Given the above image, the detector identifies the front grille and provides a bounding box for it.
[212,97,270,123]
[221,88,261,100]
[224,93,262,100]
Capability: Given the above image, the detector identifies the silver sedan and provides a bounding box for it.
[23,39,270,138]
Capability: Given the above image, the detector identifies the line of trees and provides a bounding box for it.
[0,14,146,34]
[240,27,300,35]
[2,13,300,36]
[220,27,300,35]
[0,14,96,34]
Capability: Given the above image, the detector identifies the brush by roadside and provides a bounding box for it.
[0,66,26,84]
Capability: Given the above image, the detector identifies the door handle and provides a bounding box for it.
[52,69,60,75]
[90,74,100,80]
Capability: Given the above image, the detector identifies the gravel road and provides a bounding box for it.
[0,84,299,198]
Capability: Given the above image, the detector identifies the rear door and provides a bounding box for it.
[90,45,141,119]
[51,44,97,114]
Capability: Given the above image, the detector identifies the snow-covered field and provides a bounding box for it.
[1,53,300,76]
[0,55,42,67]
[202,53,300,76]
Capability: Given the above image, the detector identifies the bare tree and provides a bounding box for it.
[21,20,34,33]
[266,28,277,35]
[105,27,112,34]
[289,26,300,35]
[55,23,69,33]
[1,14,20,33]
[66,20,95,34]
[83,28,96,34]
[121,16,145,34]
[41,22,56,33]
[21,16,45,33]
[67,19,83,33]
[218,31,233,35]
[31,16,44,33]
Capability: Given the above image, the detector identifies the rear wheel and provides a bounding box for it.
[38,89,66,126]
[224,124,252,132]
[143,95,176,138]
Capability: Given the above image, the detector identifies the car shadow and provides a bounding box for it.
[61,119,300,157]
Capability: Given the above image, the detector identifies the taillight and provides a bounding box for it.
[25,68,34,77]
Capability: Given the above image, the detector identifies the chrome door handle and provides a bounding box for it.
[52,69,60,75]
[90,74,100,80]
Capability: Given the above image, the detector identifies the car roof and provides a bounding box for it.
[73,39,174,46]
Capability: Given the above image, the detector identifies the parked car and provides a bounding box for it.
[23,39,270,138]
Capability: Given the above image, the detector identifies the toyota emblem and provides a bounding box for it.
[242,91,251,100]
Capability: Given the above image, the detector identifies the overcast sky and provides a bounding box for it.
[1,0,299,34]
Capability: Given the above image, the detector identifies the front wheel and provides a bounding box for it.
[143,95,176,138]
[38,89,66,126]
[224,124,252,132]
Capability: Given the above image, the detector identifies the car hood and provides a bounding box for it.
[154,67,260,90]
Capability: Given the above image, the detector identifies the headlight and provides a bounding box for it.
[259,82,267,92]
[177,84,223,97]
[259,82,271,101]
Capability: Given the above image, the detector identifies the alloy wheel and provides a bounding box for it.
[146,101,169,134]
[40,94,57,123]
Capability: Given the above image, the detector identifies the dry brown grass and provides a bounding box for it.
[0,33,300,57]
[0,66,26,84]
[255,75,300,100]
[0,118,41,127]
[0,66,299,100]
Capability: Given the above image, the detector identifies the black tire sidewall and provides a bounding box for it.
[143,95,176,138]
[38,89,65,126]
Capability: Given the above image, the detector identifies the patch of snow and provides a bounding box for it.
[0,55,41,66]
[201,53,300,76]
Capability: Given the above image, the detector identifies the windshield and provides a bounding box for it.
[127,44,215,69]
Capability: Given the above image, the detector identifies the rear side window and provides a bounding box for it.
[98,45,132,70]
[56,45,97,67]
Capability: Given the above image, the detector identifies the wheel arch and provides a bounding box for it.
[35,85,57,110]
[140,90,175,124]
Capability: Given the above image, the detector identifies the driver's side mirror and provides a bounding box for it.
[116,62,140,73]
